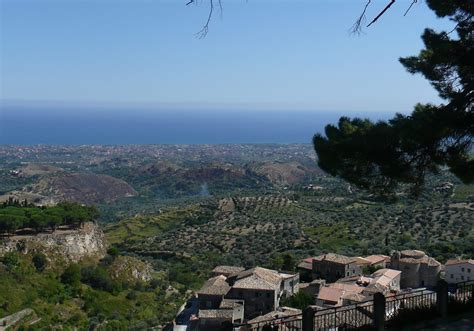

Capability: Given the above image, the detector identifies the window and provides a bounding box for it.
[468,268,471,273]
[346,272,349,276]
[353,270,355,274]
[461,276,465,280]
[461,267,465,272]
[451,274,454,279]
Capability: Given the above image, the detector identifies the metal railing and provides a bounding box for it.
[448,280,474,312]
[313,301,374,331]
[384,288,437,329]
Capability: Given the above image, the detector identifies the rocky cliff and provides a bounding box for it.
[0,222,107,263]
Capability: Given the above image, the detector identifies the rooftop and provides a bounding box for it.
[219,299,244,309]
[198,309,233,319]
[445,259,474,266]
[364,255,390,264]
[197,275,230,296]
[314,253,356,265]
[233,267,285,290]
[247,307,301,324]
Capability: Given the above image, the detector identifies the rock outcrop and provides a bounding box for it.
[0,222,107,263]
[108,255,153,282]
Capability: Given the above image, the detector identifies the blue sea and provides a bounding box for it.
[0,105,396,145]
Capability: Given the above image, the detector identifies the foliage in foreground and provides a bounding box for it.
[314,0,473,196]
[0,252,181,329]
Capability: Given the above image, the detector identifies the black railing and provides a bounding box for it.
[313,301,374,331]
[384,288,437,329]
[448,280,474,313]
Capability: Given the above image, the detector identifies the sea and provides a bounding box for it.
[0,105,396,145]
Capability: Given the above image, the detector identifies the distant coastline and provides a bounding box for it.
[0,105,395,145]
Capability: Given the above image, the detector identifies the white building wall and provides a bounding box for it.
[446,263,473,284]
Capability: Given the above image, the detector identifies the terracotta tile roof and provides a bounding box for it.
[298,261,312,270]
[372,268,401,279]
[330,283,365,294]
[233,274,279,290]
[219,299,244,309]
[313,253,356,265]
[364,255,390,265]
[354,257,372,265]
[233,267,283,290]
[317,287,345,304]
[247,307,301,324]
[445,259,474,266]
[197,275,230,295]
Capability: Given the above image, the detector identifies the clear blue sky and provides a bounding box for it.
[1,0,454,113]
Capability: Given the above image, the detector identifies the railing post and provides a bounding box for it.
[302,306,314,331]
[436,279,448,318]
[373,292,386,331]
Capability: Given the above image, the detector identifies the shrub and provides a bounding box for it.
[32,253,47,272]
[61,263,82,287]
[1,252,19,270]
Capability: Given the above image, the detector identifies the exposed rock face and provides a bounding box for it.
[108,255,153,282]
[0,222,107,263]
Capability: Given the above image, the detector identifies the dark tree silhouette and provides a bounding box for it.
[314,0,473,197]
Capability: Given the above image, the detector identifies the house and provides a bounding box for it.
[368,268,401,292]
[299,279,326,297]
[297,257,314,282]
[312,253,363,282]
[445,259,474,283]
[390,250,442,288]
[197,275,231,309]
[198,298,244,329]
[212,265,245,278]
[316,268,401,308]
[316,284,365,307]
[226,267,299,319]
[364,255,390,268]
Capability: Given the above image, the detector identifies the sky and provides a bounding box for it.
[0,0,456,114]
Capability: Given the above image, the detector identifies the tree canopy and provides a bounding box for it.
[313,0,473,197]
[0,199,99,235]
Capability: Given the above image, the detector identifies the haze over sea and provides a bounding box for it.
[0,104,395,145]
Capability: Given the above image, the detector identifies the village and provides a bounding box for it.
[174,251,474,330]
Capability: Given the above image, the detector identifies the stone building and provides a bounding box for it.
[390,250,442,288]
[312,253,363,283]
[197,275,231,310]
[445,259,473,284]
[226,267,298,319]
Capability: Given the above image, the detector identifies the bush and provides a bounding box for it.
[107,246,119,257]
[61,263,82,287]
[1,252,19,270]
[32,253,47,272]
